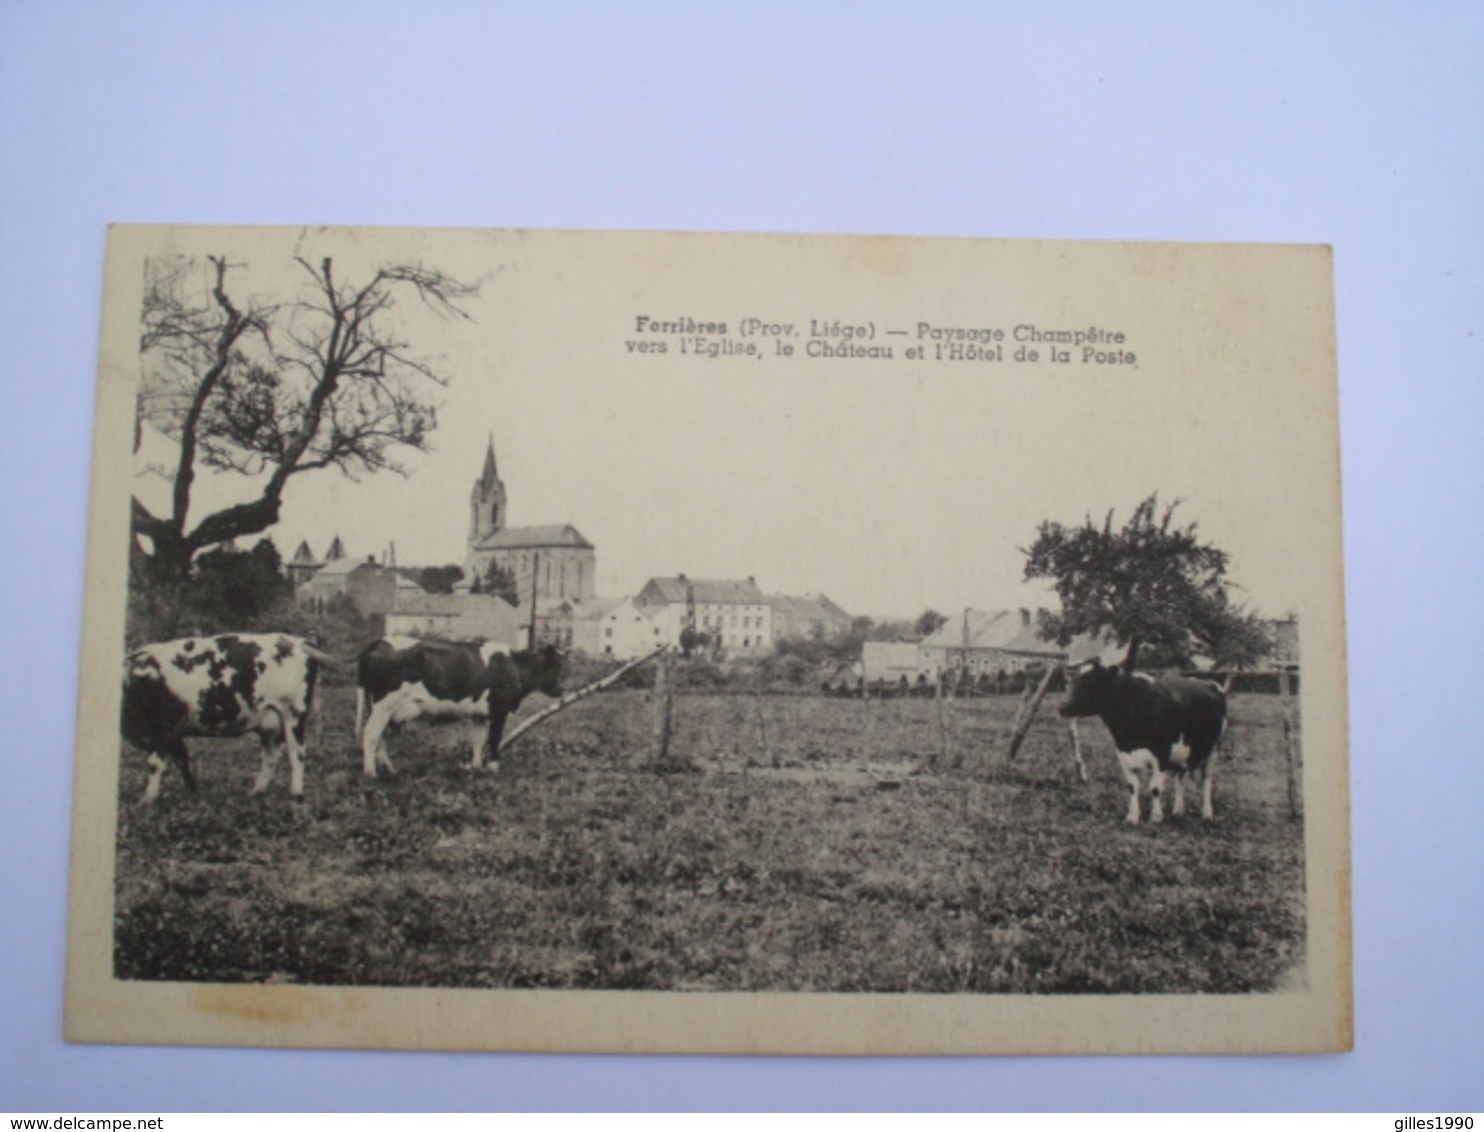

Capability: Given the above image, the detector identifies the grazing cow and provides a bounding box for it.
[356,637,564,777]
[1058,658,1227,824]
[121,634,326,803]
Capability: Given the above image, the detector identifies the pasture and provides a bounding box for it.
[113,685,1306,993]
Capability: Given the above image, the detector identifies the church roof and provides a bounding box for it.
[474,523,594,550]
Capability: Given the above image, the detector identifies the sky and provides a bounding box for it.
[128,227,1330,623]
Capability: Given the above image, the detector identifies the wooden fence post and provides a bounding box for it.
[935,667,952,769]
[653,649,674,763]
[753,663,772,766]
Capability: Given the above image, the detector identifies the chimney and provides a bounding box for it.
[678,572,687,584]
[1021,608,1032,628]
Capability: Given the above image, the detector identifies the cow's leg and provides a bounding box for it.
[466,720,489,770]
[161,737,198,797]
[252,709,285,795]
[142,752,169,804]
[1200,750,1218,820]
[1171,769,1187,816]
[1148,763,1166,823]
[484,709,509,774]
[360,698,398,778]
[282,709,307,797]
[1115,750,1144,824]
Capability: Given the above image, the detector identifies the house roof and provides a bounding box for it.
[570,595,627,622]
[770,592,852,623]
[640,577,766,605]
[921,609,1043,652]
[920,612,1122,668]
[291,540,318,565]
[473,523,594,551]
[304,556,364,584]
[392,592,516,617]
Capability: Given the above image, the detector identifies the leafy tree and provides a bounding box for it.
[413,564,465,595]
[1022,493,1271,672]
[477,559,519,602]
[133,254,477,581]
[915,608,948,637]
[189,538,290,623]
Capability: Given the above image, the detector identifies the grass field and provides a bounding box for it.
[113,685,1306,993]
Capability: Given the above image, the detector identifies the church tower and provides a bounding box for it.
[469,433,507,550]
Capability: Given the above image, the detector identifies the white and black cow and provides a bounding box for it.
[121,634,326,803]
[1059,658,1227,824]
[356,637,564,777]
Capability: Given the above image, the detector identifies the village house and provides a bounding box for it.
[768,592,852,643]
[591,596,667,660]
[296,553,404,617]
[384,591,524,647]
[861,641,931,685]
[918,608,1111,675]
[633,575,772,656]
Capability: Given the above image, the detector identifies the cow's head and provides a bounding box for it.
[523,643,566,699]
[1059,658,1119,718]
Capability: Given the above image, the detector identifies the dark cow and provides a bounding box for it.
[1059,658,1227,824]
[356,637,564,777]
[121,634,326,803]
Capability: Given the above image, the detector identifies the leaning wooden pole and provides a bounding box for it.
[499,647,666,753]
[1007,664,1060,761]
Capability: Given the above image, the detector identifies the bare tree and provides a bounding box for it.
[132,254,477,580]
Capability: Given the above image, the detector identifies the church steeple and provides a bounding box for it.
[469,432,508,550]
[479,433,499,492]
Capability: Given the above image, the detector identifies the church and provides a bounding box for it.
[465,436,597,607]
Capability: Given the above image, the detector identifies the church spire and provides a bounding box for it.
[480,432,499,491]
[470,432,508,550]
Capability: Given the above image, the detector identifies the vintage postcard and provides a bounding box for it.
[67,225,1350,1054]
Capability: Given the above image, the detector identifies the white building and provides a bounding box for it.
[593,596,666,660]
[633,575,772,656]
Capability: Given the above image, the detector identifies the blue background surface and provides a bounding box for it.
[1,2,1480,1111]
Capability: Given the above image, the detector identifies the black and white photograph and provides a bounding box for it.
[66,224,1350,1055]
